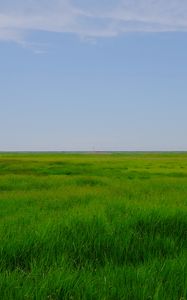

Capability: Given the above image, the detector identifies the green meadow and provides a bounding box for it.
[0,152,187,300]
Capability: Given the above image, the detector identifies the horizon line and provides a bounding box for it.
[0,150,187,154]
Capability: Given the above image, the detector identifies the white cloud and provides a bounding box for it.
[1,0,187,44]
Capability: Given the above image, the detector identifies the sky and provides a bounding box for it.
[0,0,187,151]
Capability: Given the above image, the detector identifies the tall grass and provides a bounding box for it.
[0,153,187,299]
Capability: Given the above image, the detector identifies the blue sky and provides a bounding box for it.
[0,0,187,151]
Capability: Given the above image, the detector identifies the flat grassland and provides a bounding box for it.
[0,152,187,300]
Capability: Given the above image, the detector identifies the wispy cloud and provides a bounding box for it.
[1,0,187,44]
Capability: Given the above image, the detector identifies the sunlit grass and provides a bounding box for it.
[0,152,187,299]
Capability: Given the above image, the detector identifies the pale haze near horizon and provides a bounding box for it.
[0,0,187,151]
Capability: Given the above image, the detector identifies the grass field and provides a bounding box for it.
[0,152,187,300]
